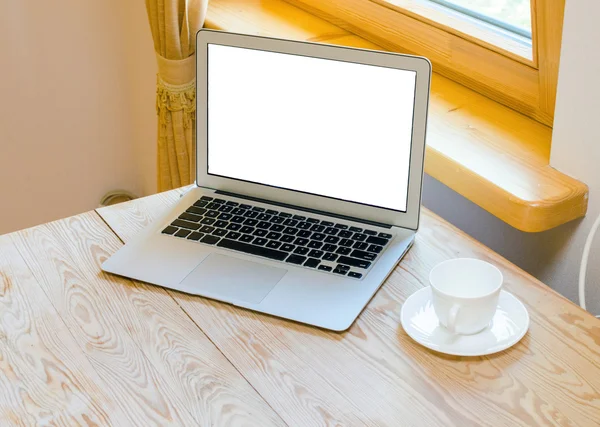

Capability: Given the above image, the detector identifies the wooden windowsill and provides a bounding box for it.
[205,0,588,232]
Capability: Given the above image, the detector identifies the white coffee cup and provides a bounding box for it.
[429,258,503,335]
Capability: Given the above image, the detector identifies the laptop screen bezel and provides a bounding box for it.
[196,29,430,230]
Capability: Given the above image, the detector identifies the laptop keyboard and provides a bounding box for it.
[161,195,394,279]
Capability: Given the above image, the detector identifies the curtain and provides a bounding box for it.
[145,0,208,191]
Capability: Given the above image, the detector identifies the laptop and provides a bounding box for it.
[102,29,431,331]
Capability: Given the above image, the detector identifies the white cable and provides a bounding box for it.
[579,211,600,311]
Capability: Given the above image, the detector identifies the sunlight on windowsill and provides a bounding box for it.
[205,0,588,232]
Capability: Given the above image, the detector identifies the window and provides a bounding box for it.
[285,0,564,126]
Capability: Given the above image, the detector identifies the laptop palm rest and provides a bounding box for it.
[179,253,287,304]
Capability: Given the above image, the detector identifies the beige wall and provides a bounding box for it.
[0,0,157,235]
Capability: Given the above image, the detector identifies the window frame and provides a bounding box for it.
[283,0,564,126]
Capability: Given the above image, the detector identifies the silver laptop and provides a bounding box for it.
[102,29,431,331]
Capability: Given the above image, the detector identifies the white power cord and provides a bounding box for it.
[578,211,600,314]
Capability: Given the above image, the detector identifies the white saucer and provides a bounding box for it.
[400,288,529,356]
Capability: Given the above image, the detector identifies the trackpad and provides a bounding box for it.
[179,253,287,304]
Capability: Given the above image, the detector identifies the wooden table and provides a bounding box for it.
[1,188,600,426]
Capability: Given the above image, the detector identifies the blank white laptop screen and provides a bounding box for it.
[207,44,417,212]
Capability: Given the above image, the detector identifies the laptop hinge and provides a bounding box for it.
[214,190,393,229]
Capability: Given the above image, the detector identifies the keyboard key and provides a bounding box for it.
[200,196,213,201]
[324,236,340,244]
[336,247,352,255]
[257,213,272,221]
[336,264,350,272]
[245,219,259,226]
[213,229,228,237]
[364,229,378,236]
[266,240,282,249]
[353,241,369,250]
[334,223,348,229]
[226,201,239,206]
[231,208,246,215]
[293,215,306,221]
[270,224,285,232]
[340,239,353,247]
[304,258,320,268]
[239,234,254,243]
[194,200,209,208]
[379,232,393,239]
[312,233,326,241]
[279,212,292,218]
[253,237,268,246]
[297,222,312,230]
[257,221,271,229]
[366,236,389,246]
[368,244,383,254]
[218,213,233,221]
[201,218,216,225]
[271,216,285,224]
[318,265,332,272]
[297,230,311,238]
[280,235,295,243]
[322,244,337,252]
[217,238,288,261]
[219,205,233,213]
[348,272,363,279]
[187,232,204,241]
[352,233,367,242]
[307,218,320,223]
[321,221,334,227]
[338,256,371,269]
[252,206,265,212]
[240,204,252,209]
[231,215,245,223]
[266,232,282,240]
[283,219,299,227]
[286,254,306,265]
[200,225,215,234]
[324,227,338,235]
[201,235,220,245]
[266,209,279,215]
[175,229,191,238]
[240,226,254,234]
[308,249,324,258]
[350,250,377,261]
[172,219,201,230]
[293,247,309,255]
[186,207,207,216]
[227,223,242,231]
[349,226,363,232]
[206,203,220,210]
[213,198,226,204]
[244,211,259,219]
[307,241,323,249]
[214,220,228,228]
[280,243,295,252]
[311,224,325,232]
[226,231,241,240]
[162,226,178,235]
[253,229,268,237]
[333,267,347,276]
[338,230,353,238]
[283,227,298,235]
[294,238,309,246]
[323,253,338,262]
[205,210,220,218]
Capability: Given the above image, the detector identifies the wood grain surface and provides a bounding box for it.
[1,209,284,426]
[98,189,600,427]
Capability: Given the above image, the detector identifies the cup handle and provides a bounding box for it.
[446,304,461,334]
